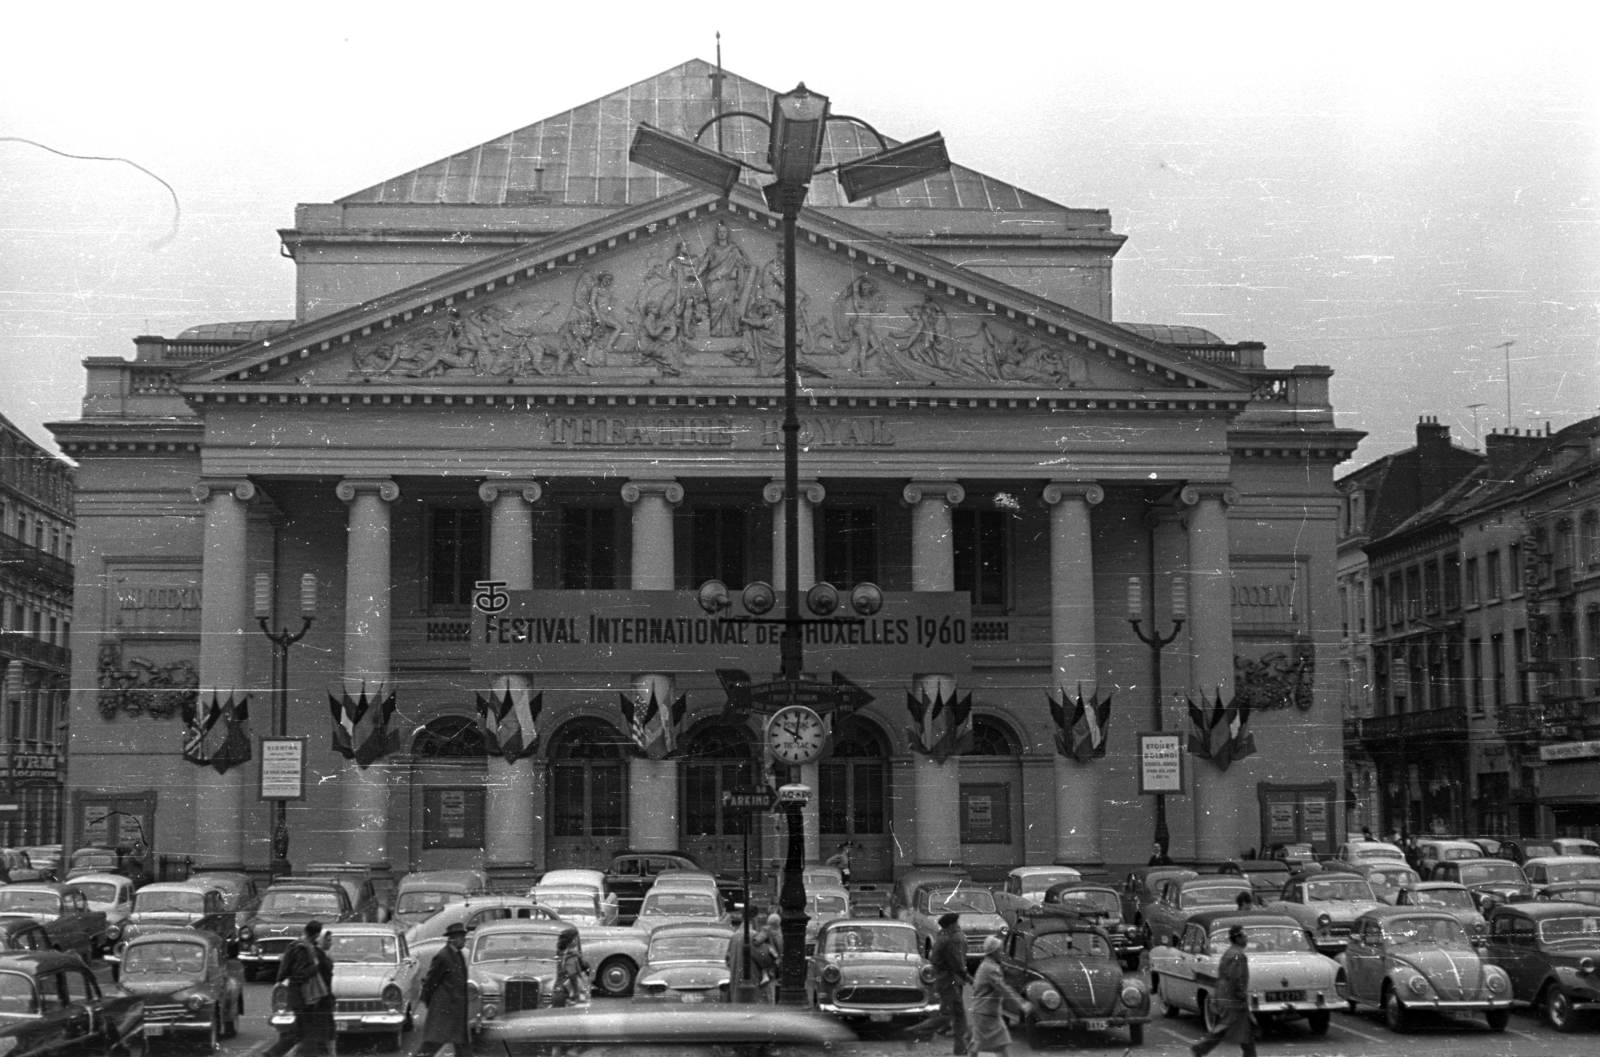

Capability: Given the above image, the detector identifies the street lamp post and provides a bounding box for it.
[255,572,316,877]
[630,87,949,1003]
[1128,575,1186,858]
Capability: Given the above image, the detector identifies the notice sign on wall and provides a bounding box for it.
[259,739,306,801]
[1269,802,1297,839]
[1139,733,1184,794]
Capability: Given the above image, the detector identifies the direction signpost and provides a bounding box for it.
[722,785,782,1003]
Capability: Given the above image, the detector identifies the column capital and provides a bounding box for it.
[336,478,400,503]
[621,479,683,505]
[478,480,543,505]
[1178,483,1239,508]
[902,480,964,507]
[189,478,256,504]
[762,479,826,506]
[1041,481,1104,507]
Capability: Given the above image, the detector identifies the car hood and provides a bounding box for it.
[1390,949,1490,1000]
[638,915,726,933]
[954,914,1006,935]
[333,964,401,993]
[129,912,203,928]
[1306,899,1384,923]
[1243,952,1338,987]
[1030,956,1124,1016]
[643,962,728,990]
[473,964,557,989]
[121,972,208,997]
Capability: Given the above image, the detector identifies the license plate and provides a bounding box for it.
[144,1026,167,1037]
[1081,1019,1107,1031]
[680,993,704,1004]
[869,1013,891,1023]
[1265,990,1304,1002]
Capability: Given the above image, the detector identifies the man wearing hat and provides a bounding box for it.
[415,922,471,1057]
[1190,925,1254,1057]
[907,912,971,1052]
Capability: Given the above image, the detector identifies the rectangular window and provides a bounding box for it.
[959,783,1011,844]
[1469,638,1484,713]
[1372,579,1387,630]
[1491,633,1506,708]
[427,507,485,607]
[561,507,616,590]
[953,509,1009,609]
[1509,543,1523,592]
[820,508,878,587]
[1486,550,1502,600]
[46,617,56,647]
[1423,562,1440,614]
[1442,553,1461,610]
[1405,568,1422,621]
[1389,574,1404,624]
[1339,586,1349,636]
[689,508,746,589]
[1514,628,1530,703]
[1356,581,1367,633]
[1464,557,1479,605]
[421,787,485,849]
[63,535,72,564]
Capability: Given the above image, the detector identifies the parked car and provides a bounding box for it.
[805,918,936,1024]
[1320,860,1421,904]
[0,851,54,885]
[1417,839,1487,877]
[1483,899,1600,1032]
[803,865,844,890]
[0,883,109,961]
[1142,877,1254,950]
[1149,909,1338,1035]
[271,923,418,1049]
[0,951,145,1056]
[188,868,261,920]
[1339,906,1512,1032]
[0,920,52,955]
[1536,881,1600,906]
[1429,858,1534,909]
[404,897,559,967]
[904,881,1005,965]
[1119,866,1198,929]
[238,880,357,981]
[1392,883,1486,933]
[394,869,490,929]
[528,869,617,924]
[1496,839,1559,865]
[1334,840,1406,865]
[804,885,852,955]
[636,886,728,933]
[65,845,151,885]
[63,873,135,940]
[529,886,609,926]
[633,922,735,1003]
[1003,866,1082,907]
[1470,837,1505,858]
[888,869,970,922]
[1522,856,1600,887]
[1266,843,1318,867]
[1041,882,1142,967]
[110,882,236,965]
[19,848,61,880]
[603,852,742,926]
[120,929,243,1049]
[998,907,1149,1046]
[467,920,574,1025]
[1266,873,1384,955]
[1552,838,1600,859]
[292,865,387,922]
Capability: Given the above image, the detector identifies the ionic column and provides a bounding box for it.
[479,480,544,880]
[903,480,965,867]
[1185,485,1242,862]
[765,479,825,862]
[622,480,683,849]
[190,478,256,867]
[1043,482,1104,866]
[336,477,400,869]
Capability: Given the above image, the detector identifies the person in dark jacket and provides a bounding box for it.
[301,929,337,1056]
[907,913,971,1053]
[416,922,471,1057]
[1148,842,1174,866]
[1190,925,1254,1057]
[265,921,328,1057]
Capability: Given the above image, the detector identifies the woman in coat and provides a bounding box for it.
[967,936,1031,1057]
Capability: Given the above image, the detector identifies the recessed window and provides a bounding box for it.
[427,507,485,608]
[561,507,617,590]
[820,508,878,587]
[954,509,1009,609]
[689,507,747,589]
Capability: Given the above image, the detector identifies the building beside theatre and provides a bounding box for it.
[50,60,1358,882]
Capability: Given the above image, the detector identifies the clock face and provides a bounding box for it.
[767,705,826,764]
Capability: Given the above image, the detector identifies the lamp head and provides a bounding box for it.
[768,83,830,189]
[629,123,743,196]
[836,132,951,202]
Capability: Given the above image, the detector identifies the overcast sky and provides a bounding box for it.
[3,2,1596,466]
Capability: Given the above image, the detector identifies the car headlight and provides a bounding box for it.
[1316,913,1331,929]
[919,965,936,984]
[481,1004,498,1020]
[821,965,841,984]
[1487,973,1506,993]
[383,985,404,1012]
[1039,989,1063,1010]
[1120,983,1145,1007]
[239,925,254,942]
[1407,975,1429,996]
[1579,957,1597,976]
[105,925,121,941]
[184,994,210,1014]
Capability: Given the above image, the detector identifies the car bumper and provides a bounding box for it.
[1252,1000,1331,1017]
[144,1019,214,1038]
[1399,998,1514,1012]
[632,990,724,1004]
[1032,1012,1149,1031]
[817,1000,941,1021]
[271,1013,407,1032]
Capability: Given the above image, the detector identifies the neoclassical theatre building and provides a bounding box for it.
[52,60,1358,882]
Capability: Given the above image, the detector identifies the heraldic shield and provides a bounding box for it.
[475,675,544,765]
[181,689,252,774]
[329,679,400,767]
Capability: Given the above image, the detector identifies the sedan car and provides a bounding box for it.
[1553,838,1600,859]
[110,883,236,964]
[633,922,734,1003]
[271,923,418,1048]
[1321,860,1422,904]
[0,884,108,961]
[0,951,145,1057]
[1267,873,1384,955]
[1143,877,1254,949]
[805,886,852,956]
[1537,882,1600,907]
[1393,882,1486,933]
[1339,907,1512,1032]
[1334,840,1407,865]
[1417,840,1487,877]
[529,869,617,925]
[467,920,573,1027]
[1041,882,1142,967]
[238,881,356,981]
[404,897,559,967]
[1217,859,1294,903]
[635,887,728,933]
[1004,867,1082,907]
[999,908,1149,1046]
[1150,910,1338,1035]
[1484,900,1600,1031]
[1430,858,1534,909]
[604,851,742,926]
[803,866,844,890]
[806,919,937,1025]
[120,930,242,1049]
[63,874,134,940]
[1522,856,1600,887]
[1120,867,1198,931]
[394,869,489,929]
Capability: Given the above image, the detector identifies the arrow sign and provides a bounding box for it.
[831,671,874,713]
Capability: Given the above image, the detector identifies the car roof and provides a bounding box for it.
[1010,866,1080,878]
[1,883,68,894]
[1354,906,1463,924]
[648,922,734,938]
[137,881,218,895]
[0,951,90,973]
[125,929,222,948]
[63,873,129,886]
[808,885,850,898]
[0,919,44,935]
[821,917,913,930]
[268,878,346,891]
[1524,855,1600,866]
[325,922,405,936]
[472,920,573,936]
[1045,881,1118,896]
[1131,866,1199,883]
[1408,881,1470,891]
[1176,876,1249,889]
[1425,839,1484,849]
[1183,909,1303,930]
[1491,900,1600,920]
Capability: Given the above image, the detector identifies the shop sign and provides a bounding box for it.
[472,590,972,675]
[1139,733,1184,794]
[0,754,60,781]
[1540,740,1600,762]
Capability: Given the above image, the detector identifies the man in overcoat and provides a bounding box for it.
[967,935,1030,1057]
[1190,925,1255,1057]
[907,912,973,1053]
[265,921,327,1057]
[416,922,471,1057]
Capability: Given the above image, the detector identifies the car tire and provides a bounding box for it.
[1485,1009,1510,1033]
[596,956,637,998]
[1128,1023,1144,1046]
[1306,1010,1330,1036]
[1151,976,1180,1018]
[1199,993,1216,1034]
[204,1011,220,1054]
[1545,987,1578,1033]
[1382,987,1408,1034]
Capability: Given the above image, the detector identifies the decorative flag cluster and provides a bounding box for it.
[1187,689,1258,771]
[329,680,400,767]
[618,688,689,759]
[905,687,973,764]
[475,676,544,765]
[1048,685,1114,763]
[180,690,252,773]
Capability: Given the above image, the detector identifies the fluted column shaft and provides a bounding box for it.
[623,479,683,849]
[767,479,825,862]
[1187,486,1241,861]
[481,480,543,874]
[1044,482,1104,865]
[903,481,964,867]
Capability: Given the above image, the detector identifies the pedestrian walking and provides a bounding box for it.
[726,904,766,1003]
[303,929,337,1057]
[264,921,330,1057]
[967,935,1031,1057]
[907,913,972,1053]
[826,842,853,885]
[758,912,784,1001]
[551,927,590,1007]
[415,922,470,1057]
[1190,925,1255,1057]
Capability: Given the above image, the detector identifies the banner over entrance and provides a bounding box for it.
[472,590,972,675]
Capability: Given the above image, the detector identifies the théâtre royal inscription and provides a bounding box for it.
[546,415,895,448]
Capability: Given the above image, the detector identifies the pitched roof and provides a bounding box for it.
[338,59,1064,213]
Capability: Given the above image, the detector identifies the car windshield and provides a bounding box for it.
[1181,886,1248,909]
[928,889,996,914]
[1209,926,1312,954]
[0,972,36,1015]
[1442,848,1478,861]
[1052,890,1120,918]
[72,851,117,869]
[1557,842,1600,857]
[1546,862,1600,882]
[1538,915,1600,945]
[1305,879,1376,902]
[1522,844,1558,860]
[641,892,717,917]
[1277,846,1314,860]
[1459,863,1524,885]
[0,892,58,914]
[67,882,119,904]
[1031,931,1110,958]
[648,935,726,961]
[535,897,599,920]
[123,942,207,974]
[327,934,398,963]
[823,926,917,955]
[1385,917,1471,949]
[1358,847,1405,860]
[1368,868,1419,889]
[397,890,466,916]
[1549,889,1600,906]
[472,932,562,962]
[135,891,204,914]
[1020,872,1079,894]
[1409,888,1474,909]
[809,894,849,917]
[258,890,342,916]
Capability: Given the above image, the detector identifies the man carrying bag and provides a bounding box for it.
[265,921,329,1057]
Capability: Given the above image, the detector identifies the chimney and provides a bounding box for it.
[1484,428,1544,480]
[1416,415,1453,502]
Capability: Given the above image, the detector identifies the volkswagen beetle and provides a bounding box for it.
[1337,906,1512,1033]
[633,922,734,1004]
[998,908,1149,1047]
[805,919,938,1025]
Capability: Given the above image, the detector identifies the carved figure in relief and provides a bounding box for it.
[695,222,751,337]
[360,310,480,377]
[979,322,1089,386]
[632,257,688,376]
[834,274,887,374]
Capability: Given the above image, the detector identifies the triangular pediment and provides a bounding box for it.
[185,187,1248,395]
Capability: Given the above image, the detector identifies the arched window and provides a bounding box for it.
[680,722,752,761]
[963,715,1020,756]
[411,716,487,758]
[548,717,628,863]
[832,718,889,758]
[549,717,628,760]
[682,722,756,841]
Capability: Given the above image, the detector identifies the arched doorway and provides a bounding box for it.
[958,714,1023,873]
[547,717,629,870]
[680,722,761,880]
[820,717,892,882]
[409,716,488,872]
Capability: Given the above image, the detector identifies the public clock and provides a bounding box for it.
[765,705,826,764]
